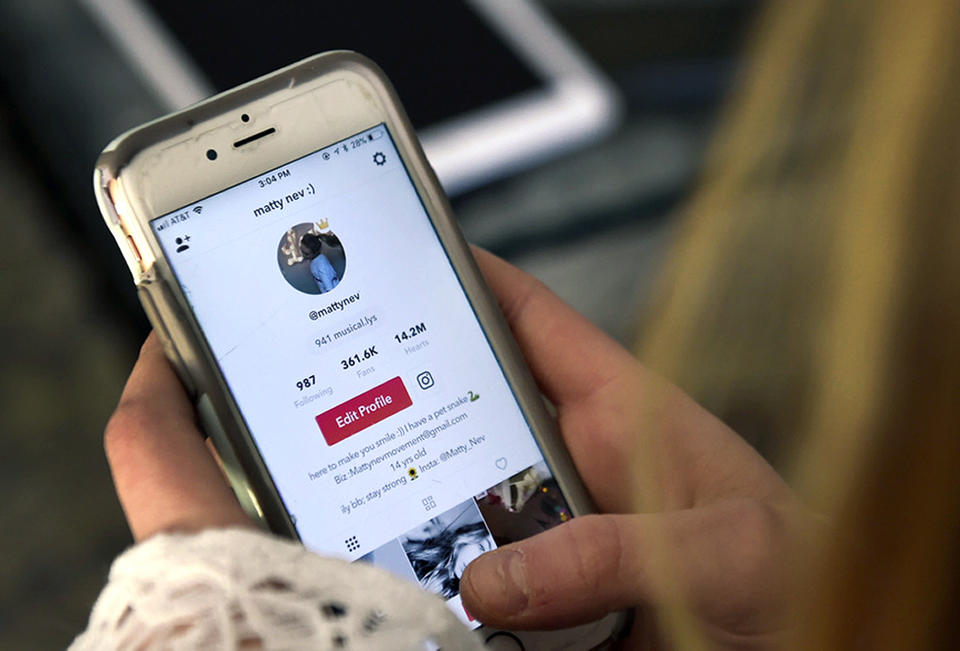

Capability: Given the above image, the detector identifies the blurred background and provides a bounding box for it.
[0,0,764,647]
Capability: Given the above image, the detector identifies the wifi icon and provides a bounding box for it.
[193,206,203,215]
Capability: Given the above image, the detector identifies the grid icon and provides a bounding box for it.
[422,495,437,511]
[345,535,360,553]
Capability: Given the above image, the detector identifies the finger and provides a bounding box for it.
[462,514,659,629]
[105,333,251,540]
[473,248,685,510]
[472,247,641,408]
[460,502,788,632]
[473,248,784,512]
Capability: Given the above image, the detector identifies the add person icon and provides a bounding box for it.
[175,235,190,252]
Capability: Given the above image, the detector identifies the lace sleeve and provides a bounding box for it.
[70,528,483,650]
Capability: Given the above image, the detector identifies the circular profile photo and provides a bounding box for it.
[276,222,346,295]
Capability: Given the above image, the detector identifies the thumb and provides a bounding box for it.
[461,503,782,631]
[461,513,658,629]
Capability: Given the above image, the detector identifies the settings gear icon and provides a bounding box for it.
[372,151,386,166]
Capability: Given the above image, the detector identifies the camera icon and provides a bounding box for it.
[416,371,435,390]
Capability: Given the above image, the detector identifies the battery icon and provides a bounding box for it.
[367,130,384,141]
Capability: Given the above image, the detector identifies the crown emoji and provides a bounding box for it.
[316,218,329,230]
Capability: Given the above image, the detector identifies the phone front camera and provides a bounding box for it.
[241,113,250,123]
[206,149,218,161]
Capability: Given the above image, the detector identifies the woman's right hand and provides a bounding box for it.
[462,249,812,649]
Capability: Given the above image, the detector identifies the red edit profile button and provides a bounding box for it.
[315,376,412,446]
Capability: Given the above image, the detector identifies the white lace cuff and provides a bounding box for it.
[70,528,483,650]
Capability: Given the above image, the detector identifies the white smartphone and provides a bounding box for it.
[94,52,629,649]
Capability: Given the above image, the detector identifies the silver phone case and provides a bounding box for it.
[94,51,628,645]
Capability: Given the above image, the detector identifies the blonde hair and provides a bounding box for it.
[637,0,960,647]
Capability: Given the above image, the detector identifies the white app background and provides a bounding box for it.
[152,126,545,560]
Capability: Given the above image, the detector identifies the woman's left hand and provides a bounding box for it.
[103,333,252,541]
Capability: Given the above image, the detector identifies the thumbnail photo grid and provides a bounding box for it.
[358,461,573,604]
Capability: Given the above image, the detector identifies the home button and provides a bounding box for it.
[484,631,524,650]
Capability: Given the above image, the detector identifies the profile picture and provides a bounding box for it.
[276,221,346,294]
[398,499,496,599]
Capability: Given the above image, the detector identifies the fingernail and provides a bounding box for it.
[464,549,529,614]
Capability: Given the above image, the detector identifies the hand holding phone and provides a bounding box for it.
[105,249,805,650]
[96,53,626,647]
[96,52,805,649]
[458,255,806,651]
[105,331,253,540]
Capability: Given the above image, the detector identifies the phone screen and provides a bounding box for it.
[150,125,574,625]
